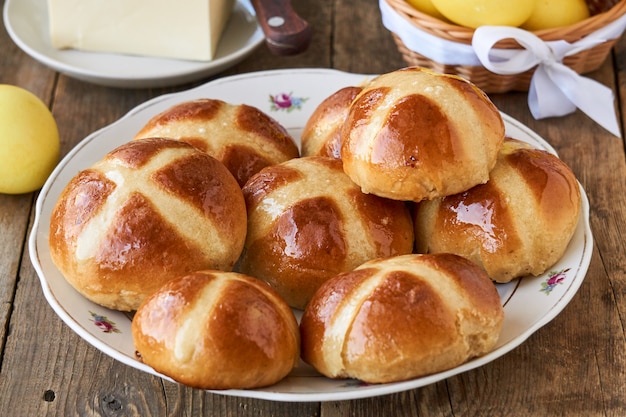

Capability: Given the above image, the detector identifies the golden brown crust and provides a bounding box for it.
[414,138,582,282]
[134,98,299,187]
[340,67,505,202]
[239,156,415,310]
[301,86,363,158]
[132,270,300,390]
[49,138,247,311]
[300,253,504,383]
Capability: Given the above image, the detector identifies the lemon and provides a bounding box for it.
[522,0,590,30]
[405,0,447,20]
[431,0,536,28]
[0,85,60,194]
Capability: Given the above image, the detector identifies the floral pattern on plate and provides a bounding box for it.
[269,92,309,112]
[540,268,571,295]
[90,311,122,334]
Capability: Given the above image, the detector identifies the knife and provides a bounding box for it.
[250,0,313,55]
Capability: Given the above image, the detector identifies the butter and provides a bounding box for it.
[47,0,235,61]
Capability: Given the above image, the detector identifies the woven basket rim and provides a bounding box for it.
[386,0,626,46]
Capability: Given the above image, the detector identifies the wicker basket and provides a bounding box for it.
[385,0,626,93]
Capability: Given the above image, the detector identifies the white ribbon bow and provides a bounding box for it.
[472,17,626,138]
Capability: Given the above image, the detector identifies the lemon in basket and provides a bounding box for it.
[431,0,536,28]
[521,0,590,30]
[405,0,447,19]
[0,85,60,194]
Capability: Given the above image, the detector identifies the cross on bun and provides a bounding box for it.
[340,66,505,202]
[300,253,504,383]
[49,138,247,311]
[239,156,415,310]
[414,138,582,283]
[301,86,363,159]
[132,270,300,390]
[134,98,299,187]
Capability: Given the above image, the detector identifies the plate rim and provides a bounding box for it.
[28,68,594,402]
[2,0,265,88]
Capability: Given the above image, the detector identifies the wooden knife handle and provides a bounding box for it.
[250,0,312,56]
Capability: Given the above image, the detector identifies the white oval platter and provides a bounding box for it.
[29,68,593,402]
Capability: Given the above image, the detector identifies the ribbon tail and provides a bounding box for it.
[528,66,576,119]
[546,65,622,138]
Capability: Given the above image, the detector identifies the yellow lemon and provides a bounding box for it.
[0,85,60,194]
[431,0,536,28]
[405,0,447,20]
[522,0,590,30]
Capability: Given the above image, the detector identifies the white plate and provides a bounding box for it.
[3,0,264,88]
[29,69,593,402]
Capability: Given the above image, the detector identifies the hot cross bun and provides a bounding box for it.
[49,138,247,311]
[134,98,299,187]
[340,66,505,202]
[132,270,300,390]
[414,138,582,282]
[300,253,504,383]
[239,156,415,310]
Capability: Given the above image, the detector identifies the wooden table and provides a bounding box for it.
[1,1,625,415]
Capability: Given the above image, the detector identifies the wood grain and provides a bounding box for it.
[1,0,625,415]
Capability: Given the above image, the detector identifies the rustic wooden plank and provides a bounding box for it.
[0,0,58,375]
[2,0,625,415]
[324,384,453,417]
[584,29,626,416]
[0,193,32,352]
[333,0,407,73]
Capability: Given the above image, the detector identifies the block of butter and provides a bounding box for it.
[47,0,235,61]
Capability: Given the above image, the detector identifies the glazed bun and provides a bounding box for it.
[301,86,363,158]
[134,98,299,187]
[49,138,247,311]
[340,66,505,202]
[300,253,504,383]
[132,270,300,390]
[414,138,582,283]
[239,156,415,310]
